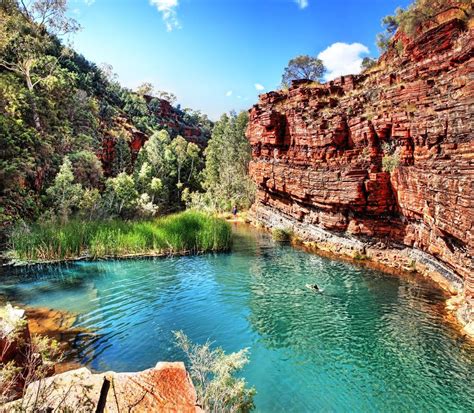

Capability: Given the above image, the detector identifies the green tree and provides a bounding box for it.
[281,55,326,87]
[170,135,201,195]
[135,160,163,205]
[377,7,404,52]
[112,135,131,175]
[136,130,173,208]
[149,177,163,203]
[121,91,152,132]
[155,89,177,105]
[361,57,377,71]
[192,111,254,211]
[104,172,138,217]
[17,0,80,35]
[0,0,79,130]
[69,150,104,188]
[46,156,83,221]
[135,130,202,210]
[136,81,154,96]
[182,108,213,136]
[79,188,101,220]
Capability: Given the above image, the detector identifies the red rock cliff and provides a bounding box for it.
[247,13,473,333]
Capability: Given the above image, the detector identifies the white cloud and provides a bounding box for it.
[225,90,233,97]
[150,0,180,31]
[295,0,308,9]
[84,0,95,5]
[254,83,265,91]
[318,42,369,81]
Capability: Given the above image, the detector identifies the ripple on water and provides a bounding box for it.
[0,226,473,412]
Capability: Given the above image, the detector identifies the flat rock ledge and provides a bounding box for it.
[4,362,202,412]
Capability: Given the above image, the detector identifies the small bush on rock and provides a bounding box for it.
[382,142,401,173]
[174,331,255,413]
[272,228,293,242]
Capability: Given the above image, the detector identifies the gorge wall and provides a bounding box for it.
[247,11,473,333]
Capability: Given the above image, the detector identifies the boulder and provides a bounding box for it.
[5,362,202,412]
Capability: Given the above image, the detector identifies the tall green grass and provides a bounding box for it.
[9,211,232,262]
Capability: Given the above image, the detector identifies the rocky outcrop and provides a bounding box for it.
[247,12,473,333]
[1,305,201,411]
[5,362,202,412]
[0,305,83,401]
[0,305,32,397]
[99,97,209,176]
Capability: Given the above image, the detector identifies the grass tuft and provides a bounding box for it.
[9,211,232,262]
[272,228,293,242]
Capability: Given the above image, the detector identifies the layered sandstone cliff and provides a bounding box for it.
[247,11,473,333]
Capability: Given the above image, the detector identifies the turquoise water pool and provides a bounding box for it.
[1,225,473,412]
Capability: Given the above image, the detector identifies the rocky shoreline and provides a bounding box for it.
[246,11,473,339]
[5,362,201,412]
[249,203,473,338]
[0,304,201,412]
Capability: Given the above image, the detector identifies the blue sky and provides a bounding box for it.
[69,0,411,119]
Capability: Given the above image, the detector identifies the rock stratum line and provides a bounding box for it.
[246,10,473,335]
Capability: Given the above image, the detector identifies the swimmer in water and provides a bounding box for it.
[305,284,321,292]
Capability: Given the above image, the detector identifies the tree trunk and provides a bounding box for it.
[25,66,42,132]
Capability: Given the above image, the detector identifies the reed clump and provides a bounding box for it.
[9,211,232,263]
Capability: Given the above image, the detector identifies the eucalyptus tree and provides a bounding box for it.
[281,55,326,87]
[0,0,79,130]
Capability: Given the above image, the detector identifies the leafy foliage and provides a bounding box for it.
[104,172,139,217]
[381,141,400,173]
[186,112,255,212]
[135,130,202,212]
[361,57,377,71]
[174,330,255,413]
[45,157,83,222]
[272,228,293,242]
[1,303,63,405]
[377,0,472,52]
[281,55,326,87]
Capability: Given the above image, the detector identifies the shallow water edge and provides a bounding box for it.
[247,205,473,339]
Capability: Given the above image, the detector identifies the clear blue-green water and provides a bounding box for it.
[1,225,473,412]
